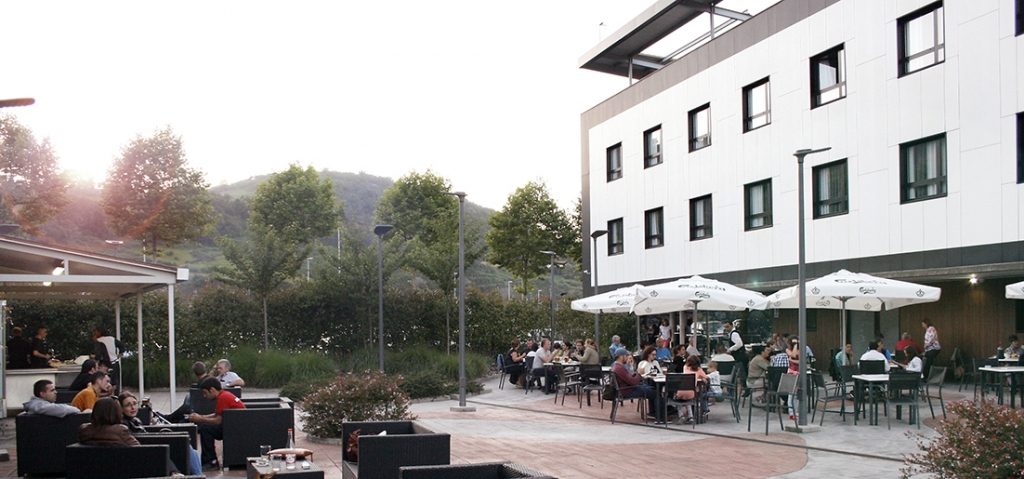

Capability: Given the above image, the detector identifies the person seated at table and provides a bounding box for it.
[531,338,557,394]
[904,348,923,377]
[551,341,565,358]
[608,335,625,357]
[24,379,85,417]
[867,334,893,361]
[747,346,771,403]
[505,339,527,387]
[834,343,853,367]
[611,349,658,421]
[710,344,735,364]
[672,355,708,423]
[896,332,925,358]
[706,361,723,404]
[859,340,891,372]
[79,398,140,446]
[72,371,112,412]
[656,342,672,362]
[68,359,98,392]
[1006,335,1024,360]
[670,344,687,372]
[578,339,600,365]
[214,359,245,388]
[770,346,790,368]
[120,392,201,475]
[685,336,701,359]
[786,338,802,420]
[637,346,664,377]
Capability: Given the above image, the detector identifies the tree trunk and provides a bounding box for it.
[262,296,268,351]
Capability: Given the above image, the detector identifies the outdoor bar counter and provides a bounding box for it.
[6,363,80,415]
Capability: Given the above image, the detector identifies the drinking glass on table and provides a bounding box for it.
[259,444,271,466]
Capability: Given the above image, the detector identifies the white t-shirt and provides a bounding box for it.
[659,325,671,341]
[859,350,891,372]
[637,360,663,376]
[707,371,722,394]
[906,357,923,375]
[220,371,242,388]
[533,347,550,370]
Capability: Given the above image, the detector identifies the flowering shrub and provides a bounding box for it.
[902,399,1024,478]
[302,371,415,438]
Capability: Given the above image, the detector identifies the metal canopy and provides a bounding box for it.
[579,0,753,80]
[0,235,187,300]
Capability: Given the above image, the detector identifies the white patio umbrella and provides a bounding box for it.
[767,269,942,364]
[571,285,644,349]
[632,275,770,357]
[1006,280,1024,300]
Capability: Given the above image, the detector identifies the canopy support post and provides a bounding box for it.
[168,285,176,407]
[137,295,144,399]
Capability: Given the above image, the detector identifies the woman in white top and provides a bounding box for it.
[905,347,924,377]
[637,346,664,376]
[659,318,672,349]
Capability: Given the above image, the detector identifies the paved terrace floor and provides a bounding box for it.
[0,376,972,478]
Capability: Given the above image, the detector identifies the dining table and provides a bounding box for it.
[978,365,1024,407]
[851,374,889,425]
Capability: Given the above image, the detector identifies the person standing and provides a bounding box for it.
[93,329,126,392]
[7,327,31,369]
[922,319,941,378]
[723,322,747,382]
[29,327,52,368]
[658,318,672,349]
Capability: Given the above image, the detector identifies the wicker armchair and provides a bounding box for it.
[65,443,172,478]
[400,462,556,479]
[341,421,451,479]
[15,411,90,476]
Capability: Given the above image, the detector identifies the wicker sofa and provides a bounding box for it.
[15,411,91,476]
[399,462,557,479]
[341,421,451,479]
[65,443,174,478]
[220,397,294,467]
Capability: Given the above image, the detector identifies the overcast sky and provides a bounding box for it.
[2,0,774,211]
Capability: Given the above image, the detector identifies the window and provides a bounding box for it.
[644,208,664,248]
[744,179,772,230]
[607,219,624,255]
[1018,0,1024,36]
[690,195,713,240]
[743,78,770,131]
[812,159,848,218]
[644,126,662,167]
[898,2,944,76]
[1018,113,1024,184]
[606,143,622,182]
[900,134,947,203]
[811,44,846,108]
[689,104,711,151]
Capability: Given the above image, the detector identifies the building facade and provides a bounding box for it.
[580,0,1024,361]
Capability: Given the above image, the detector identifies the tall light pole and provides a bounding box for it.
[374,225,393,372]
[590,230,608,345]
[794,146,830,428]
[444,192,473,411]
[306,257,313,280]
[506,281,513,302]
[540,251,557,339]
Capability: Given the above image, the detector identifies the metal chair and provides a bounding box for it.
[810,371,849,425]
[763,374,798,435]
[553,364,583,405]
[885,371,921,430]
[609,375,648,425]
[717,377,742,423]
[578,364,605,408]
[663,373,698,429]
[921,366,947,420]
[746,371,768,432]
[859,360,886,375]
[497,354,507,390]
[959,356,981,392]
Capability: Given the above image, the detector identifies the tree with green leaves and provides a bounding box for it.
[486,181,574,295]
[0,114,70,234]
[211,225,309,350]
[249,164,340,245]
[375,170,484,294]
[101,127,215,259]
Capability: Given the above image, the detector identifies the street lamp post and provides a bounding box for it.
[506,281,513,301]
[794,147,830,428]
[105,240,123,258]
[590,230,608,346]
[374,225,393,372]
[443,192,473,411]
[540,251,556,339]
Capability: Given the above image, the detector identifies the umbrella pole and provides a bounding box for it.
[595,313,600,349]
[636,316,641,351]
[841,301,848,365]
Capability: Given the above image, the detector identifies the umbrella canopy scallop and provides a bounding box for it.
[631,275,770,315]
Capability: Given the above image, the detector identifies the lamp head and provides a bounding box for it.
[374,225,394,237]
[591,230,608,239]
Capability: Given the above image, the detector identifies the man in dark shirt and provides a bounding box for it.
[7,327,32,369]
[29,327,52,368]
[68,359,98,392]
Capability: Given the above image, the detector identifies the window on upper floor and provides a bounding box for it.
[898,2,944,77]
[689,104,711,151]
[645,208,664,249]
[690,195,713,240]
[743,78,771,132]
[608,218,624,255]
[744,179,772,231]
[1017,0,1023,36]
[1018,113,1024,184]
[900,134,947,203]
[811,44,846,108]
[644,126,662,168]
[812,159,848,218]
[607,143,622,182]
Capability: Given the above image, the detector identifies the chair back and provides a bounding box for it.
[717,361,735,376]
[496,354,505,371]
[665,373,697,397]
[927,366,947,386]
[810,371,827,390]
[766,366,788,391]
[777,374,798,395]
[894,349,907,363]
[579,364,603,383]
[985,358,999,367]
[973,358,988,371]
[860,360,886,375]
[840,364,860,383]
[888,372,920,397]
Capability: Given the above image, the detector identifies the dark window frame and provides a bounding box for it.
[1018,113,1024,184]
[743,78,771,132]
[744,179,773,231]
[644,126,663,168]
[897,1,945,77]
[644,207,664,249]
[690,195,713,240]
[810,44,846,108]
[1017,0,1024,36]
[688,103,711,152]
[607,218,624,256]
[900,133,947,204]
[606,143,623,182]
[812,159,849,219]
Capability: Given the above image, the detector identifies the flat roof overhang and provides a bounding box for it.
[579,0,723,80]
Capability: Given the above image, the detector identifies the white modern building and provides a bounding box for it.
[579,0,1024,360]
